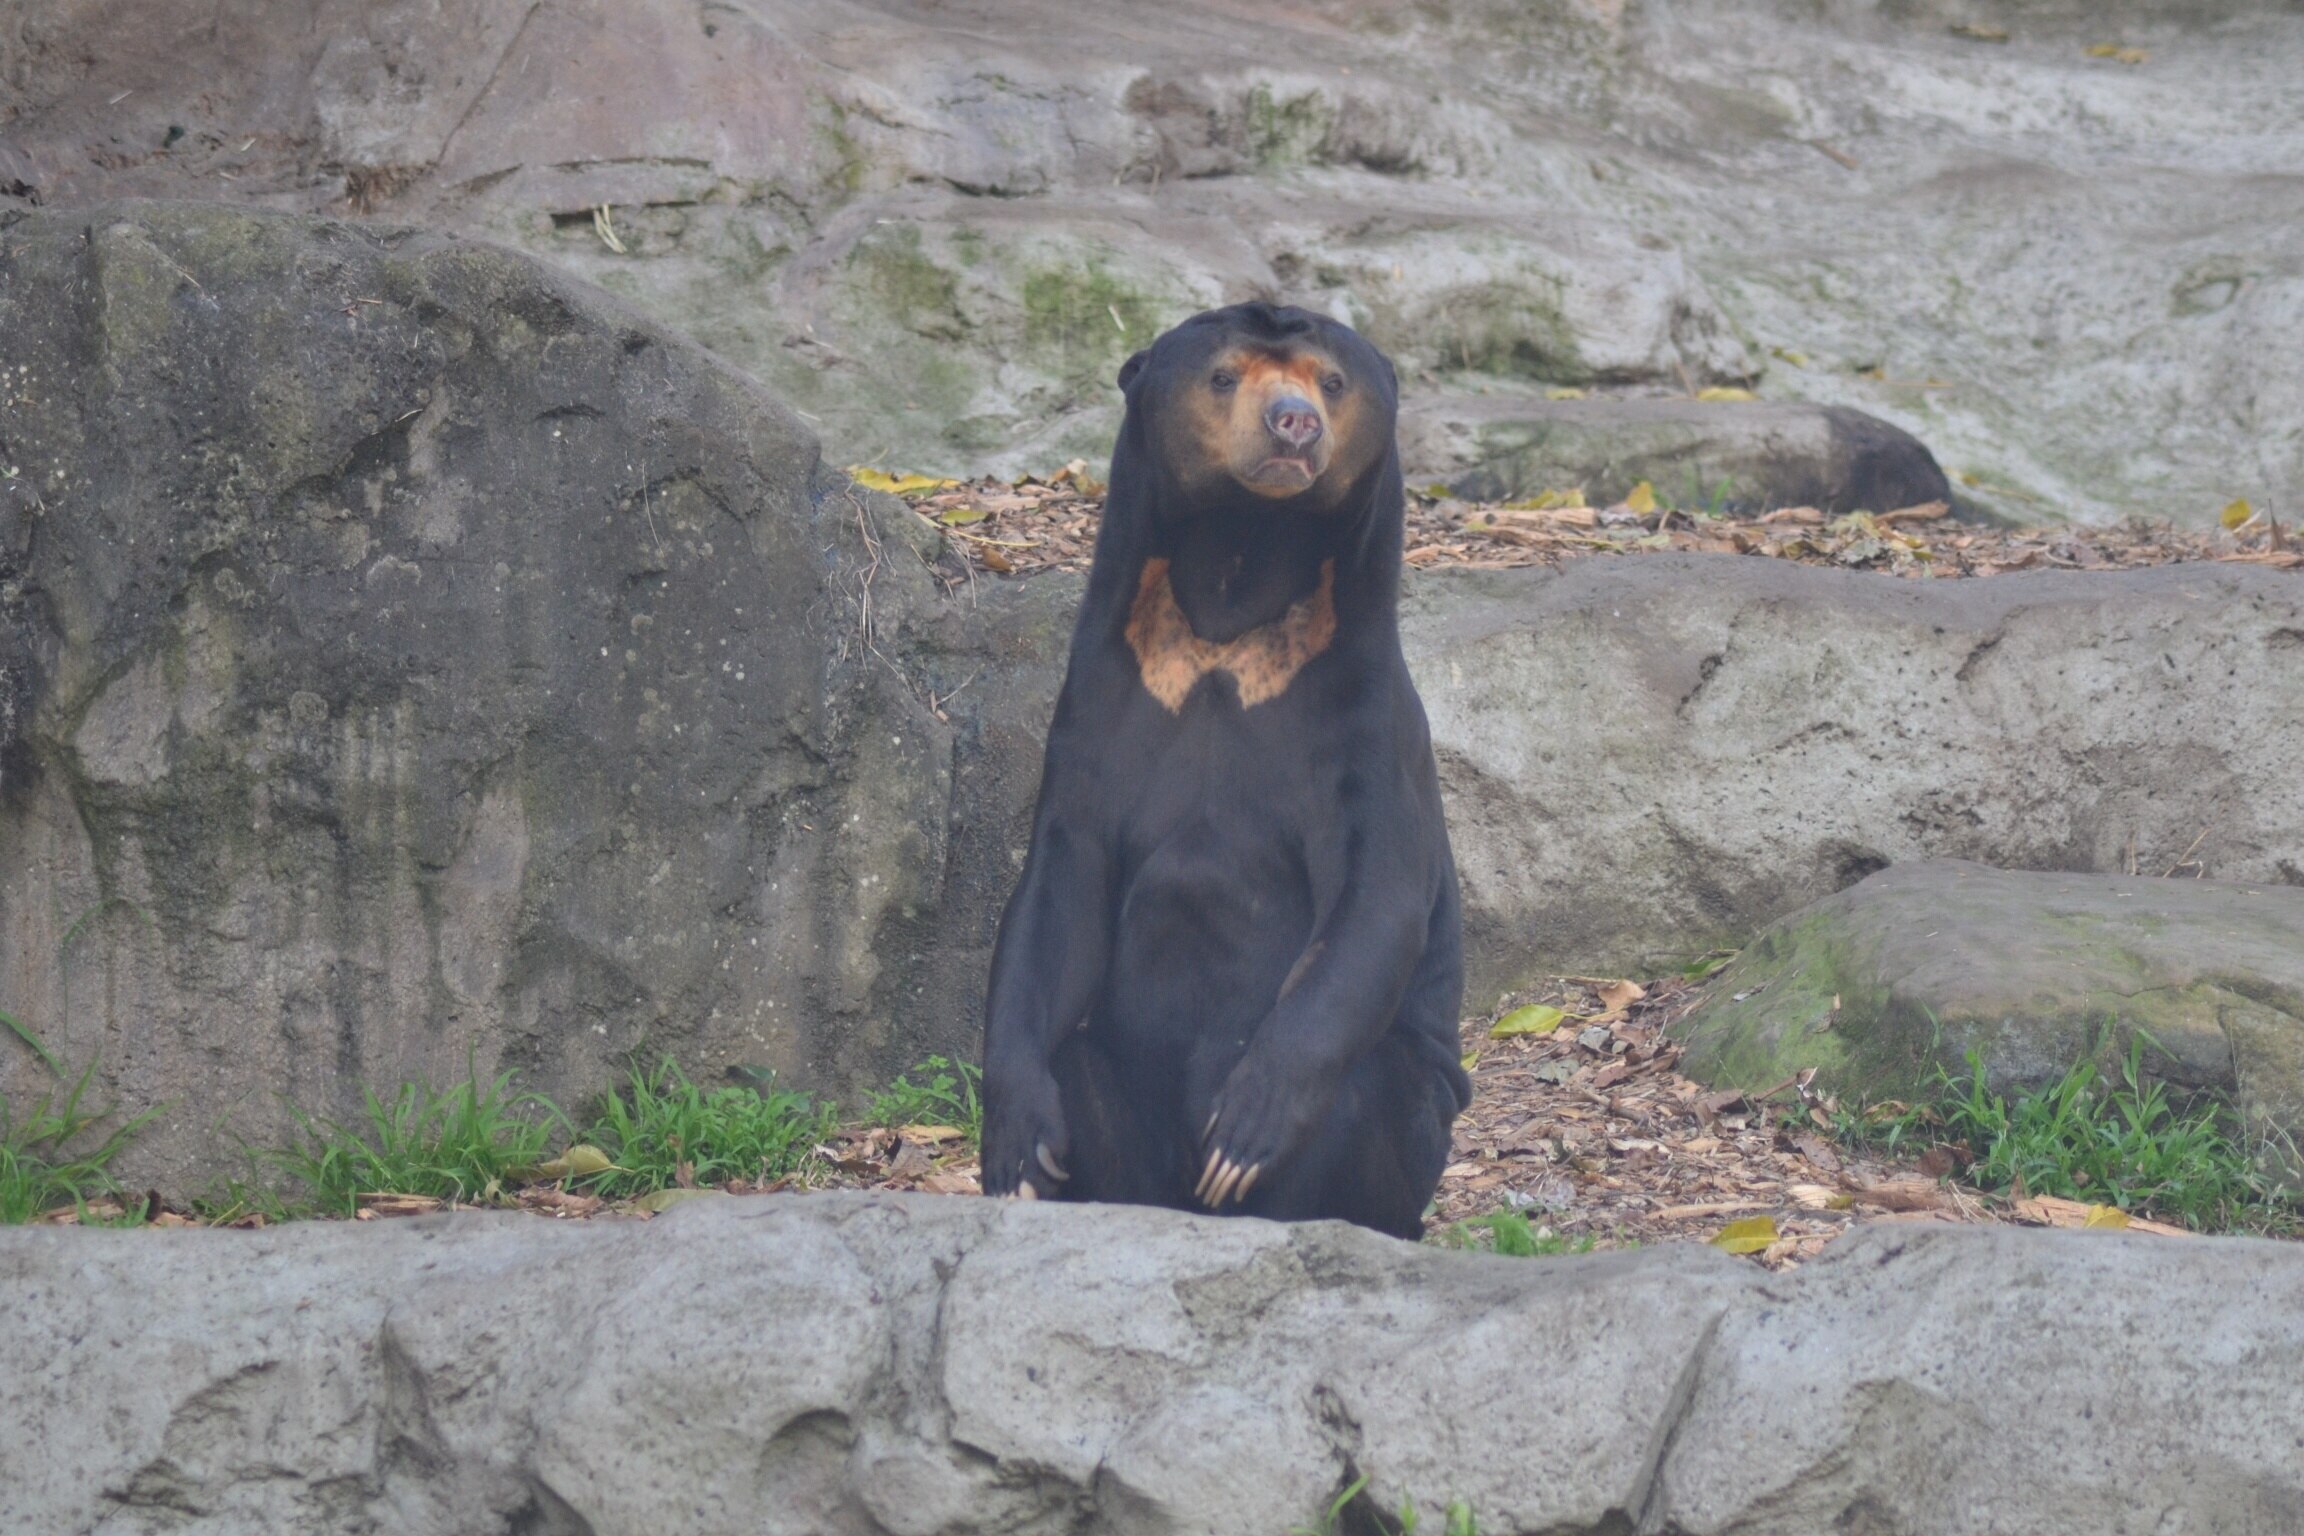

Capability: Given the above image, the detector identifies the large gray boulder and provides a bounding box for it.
[0,201,958,1188]
[1671,861,2304,1160]
[1403,555,2304,992]
[3,0,2297,522]
[4,1194,2303,1534]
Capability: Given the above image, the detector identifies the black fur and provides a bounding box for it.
[979,303,1469,1239]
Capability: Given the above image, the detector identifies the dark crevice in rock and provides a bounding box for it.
[1629,1308,1725,1536]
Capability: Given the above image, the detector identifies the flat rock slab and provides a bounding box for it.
[1671,861,2304,1150]
[4,1194,2302,1536]
[1399,395,1952,514]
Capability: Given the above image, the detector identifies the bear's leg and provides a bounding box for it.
[1232,1032,1455,1239]
[1047,1031,1195,1210]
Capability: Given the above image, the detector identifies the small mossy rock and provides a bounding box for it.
[1400,396,1955,513]
[1671,861,2304,1166]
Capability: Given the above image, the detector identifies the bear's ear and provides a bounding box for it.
[1117,350,1149,391]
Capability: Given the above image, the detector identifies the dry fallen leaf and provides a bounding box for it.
[1596,979,1647,1011]
[1712,1215,1779,1254]
[1491,1004,1566,1038]
[847,466,959,496]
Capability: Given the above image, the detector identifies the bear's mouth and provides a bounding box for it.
[1245,455,1319,490]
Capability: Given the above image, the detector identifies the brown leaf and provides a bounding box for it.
[1596,979,1647,1011]
[1791,1133,1842,1174]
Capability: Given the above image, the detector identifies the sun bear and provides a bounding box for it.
[979,302,1469,1239]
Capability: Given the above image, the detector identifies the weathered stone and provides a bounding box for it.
[0,201,955,1190]
[1401,555,2304,994]
[3,1195,2302,1534]
[7,0,2296,520]
[1400,395,1954,514]
[1670,861,2304,1161]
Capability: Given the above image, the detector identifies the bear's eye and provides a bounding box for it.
[1320,373,1346,397]
[1211,370,1238,392]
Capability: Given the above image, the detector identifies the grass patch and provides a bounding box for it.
[270,1063,566,1215]
[0,1062,158,1224]
[861,1054,982,1147]
[576,1060,839,1199]
[1434,1208,1596,1257]
[1839,1034,2292,1234]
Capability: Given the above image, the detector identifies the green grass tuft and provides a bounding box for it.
[576,1060,838,1199]
[1839,1031,2292,1234]
[0,1062,157,1224]
[1435,1208,1596,1257]
[270,1062,565,1215]
[862,1055,983,1147]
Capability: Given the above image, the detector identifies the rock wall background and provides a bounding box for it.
[5,0,2300,523]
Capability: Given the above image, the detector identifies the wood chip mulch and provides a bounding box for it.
[882,466,2300,584]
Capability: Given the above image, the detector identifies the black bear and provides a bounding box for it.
[979,302,1469,1239]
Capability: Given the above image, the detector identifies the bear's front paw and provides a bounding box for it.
[981,1071,1071,1201]
[1195,1060,1320,1209]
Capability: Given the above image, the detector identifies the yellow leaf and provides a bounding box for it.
[846,466,959,496]
[1770,347,1809,368]
[1500,486,1588,511]
[1460,1050,1481,1072]
[1624,481,1657,515]
[2083,1204,2131,1230]
[535,1144,619,1180]
[1490,1004,1566,1038]
[937,508,990,525]
[2221,498,2256,530]
[1696,386,1756,402]
[1545,387,1588,400]
[1712,1215,1779,1254]
[634,1187,727,1214]
[900,1124,964,1143]
[2086,43,2147,63]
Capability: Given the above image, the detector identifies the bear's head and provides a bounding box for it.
[1117,302,1398,517]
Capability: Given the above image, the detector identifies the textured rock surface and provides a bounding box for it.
[0,201,961,1187]
[3,0,2298,522]
[1671,861,2304,1154]
[1402,556,2304,989]
[3,1194,2303,1535]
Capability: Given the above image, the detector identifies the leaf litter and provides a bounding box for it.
[859,467,2300,585]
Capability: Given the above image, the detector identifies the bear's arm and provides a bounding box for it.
[979,765,1112,1195]
[1195,730,1446,1202]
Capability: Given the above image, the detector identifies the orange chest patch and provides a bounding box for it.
[1123,558,1337,713]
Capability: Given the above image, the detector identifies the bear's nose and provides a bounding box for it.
[1264,396,1324,452]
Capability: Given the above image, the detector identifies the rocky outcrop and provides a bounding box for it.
[1402,556,2304,993]
[4,1194,2302,1535]
[0,201,957,1188]
[4,0,2298,522]
[1670,861,2304,1166]
[5,203,2298,1198]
